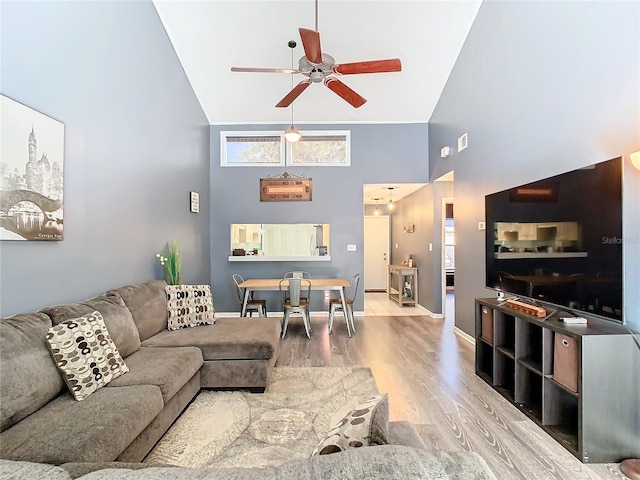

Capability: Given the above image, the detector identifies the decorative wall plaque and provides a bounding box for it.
[260,172,312,202]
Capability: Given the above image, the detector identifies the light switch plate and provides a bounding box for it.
[347,244,357,252]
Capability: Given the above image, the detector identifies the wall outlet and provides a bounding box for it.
[478,221,486,230]
[458,133,468,152]
[347,244,357,252]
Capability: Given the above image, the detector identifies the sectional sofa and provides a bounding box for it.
[0,279,282,464]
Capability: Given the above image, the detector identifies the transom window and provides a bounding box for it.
[220,132,285,167]
[220,130,350,167]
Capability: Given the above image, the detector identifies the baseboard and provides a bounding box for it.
[415,304,444,319]
[453,326,475,345]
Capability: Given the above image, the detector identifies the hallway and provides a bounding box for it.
[364,291,455,321]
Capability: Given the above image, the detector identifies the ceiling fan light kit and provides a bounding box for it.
[284,127,302,143]
[231,1,402,109]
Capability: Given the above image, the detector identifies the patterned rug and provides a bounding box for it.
[144,367,380,469]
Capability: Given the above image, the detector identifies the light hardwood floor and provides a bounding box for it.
[274,293,626,480]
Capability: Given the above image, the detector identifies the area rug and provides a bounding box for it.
[144,367,380,469]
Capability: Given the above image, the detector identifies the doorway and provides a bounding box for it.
[364,215,390,292]
[442,197,454,322]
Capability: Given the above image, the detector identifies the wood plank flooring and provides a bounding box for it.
[274,299,627,479]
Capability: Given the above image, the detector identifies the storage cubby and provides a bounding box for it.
[494,352,515,401]
[516,366,543,422]
[494,311,515,357]
[476,340,493,383]
[543,379,579,453]
[475,298,639,463]
[516,320,543,374]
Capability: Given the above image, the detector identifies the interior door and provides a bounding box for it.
[364,215,390,291]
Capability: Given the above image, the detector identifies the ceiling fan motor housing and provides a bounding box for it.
[299,53,335,83]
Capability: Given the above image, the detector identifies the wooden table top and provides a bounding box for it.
[238,278,350,290]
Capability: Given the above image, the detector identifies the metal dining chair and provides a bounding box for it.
[232,274,267,317]
[328,273,360,337]
[279,278,312,339]
[284,271,311,279]
[283,271,311,303]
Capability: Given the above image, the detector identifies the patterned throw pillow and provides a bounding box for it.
[311,393,389,456]
[45,311,129,401]
[165,284,215,330]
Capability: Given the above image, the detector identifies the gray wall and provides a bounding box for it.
[429,1,640,332]
[210,123,428,313]
[0,1,211,317]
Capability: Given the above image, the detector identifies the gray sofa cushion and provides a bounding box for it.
[0,459,72,480]
[107,346,203,402]
[62,462,176,478]
[108,281,168,342]
[0,312,65,432]
[40,293,141,358]
[73,445,497,479]
[388,421,428,450]
[0,385,163,464]
[141,317,280,361]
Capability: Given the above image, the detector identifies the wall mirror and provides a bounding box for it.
[230,223,330,257]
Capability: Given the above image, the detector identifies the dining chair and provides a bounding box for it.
[232,274,267,317]
[328,273,360,337]
[279,278,312,339]
[284,271,311,279]
[283,271,311,303]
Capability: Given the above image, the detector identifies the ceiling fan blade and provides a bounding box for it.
[324,78,367,108]
[231,67,300,74]
[333,59,402,75]
[299,28,323,64]
[276,80,311,108]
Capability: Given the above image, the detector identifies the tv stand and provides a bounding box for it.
[475,298,639,463]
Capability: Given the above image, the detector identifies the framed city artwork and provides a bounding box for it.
[0,95,65,240]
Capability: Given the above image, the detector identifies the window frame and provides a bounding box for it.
[220,131,286,167]
[286,130,351,167]
[219,130,351,167]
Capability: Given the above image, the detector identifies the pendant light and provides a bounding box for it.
[284,40,301,143]
[373,198,381,215]
[387,187,395,210]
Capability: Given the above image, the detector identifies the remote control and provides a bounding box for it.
[560,317,587,324]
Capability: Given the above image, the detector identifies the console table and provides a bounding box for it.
[388,265,418,307]
[475,298,639,463]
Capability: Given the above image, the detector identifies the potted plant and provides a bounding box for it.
[156,241,181,285]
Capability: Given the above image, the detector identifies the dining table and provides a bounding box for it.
[237,277,353,335]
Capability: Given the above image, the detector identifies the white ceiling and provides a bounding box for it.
[363,183,426,205]
[153,0,482,125]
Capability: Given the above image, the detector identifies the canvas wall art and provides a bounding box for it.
[0,95,65,240]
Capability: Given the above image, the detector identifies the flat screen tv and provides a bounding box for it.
[485,157,623,323]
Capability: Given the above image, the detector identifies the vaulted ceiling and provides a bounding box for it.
[153,1,482,125]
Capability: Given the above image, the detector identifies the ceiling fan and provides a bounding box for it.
[230,1,402,109]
